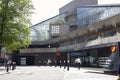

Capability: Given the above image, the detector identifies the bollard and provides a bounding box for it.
[60,60,62,68]
[55,61,57,67]
[64,60,66,69]
[67,60,69,71]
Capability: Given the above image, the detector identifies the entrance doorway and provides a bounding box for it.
[19,56,34,65]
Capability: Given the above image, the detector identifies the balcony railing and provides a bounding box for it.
[20,34,120,54]
[20,48,57,53]
[58,35,120,52]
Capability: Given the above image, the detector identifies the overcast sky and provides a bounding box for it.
[31,0,120,25]
[31,0,72,25]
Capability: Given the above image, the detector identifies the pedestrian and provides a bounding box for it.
[75,57,82,70]
[8,60,12,69]
[47,59,51,67]
[54,60,57,67]
[6,61,10,73]
[12,62,16,70]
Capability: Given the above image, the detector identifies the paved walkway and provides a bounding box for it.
[0,66,118,80]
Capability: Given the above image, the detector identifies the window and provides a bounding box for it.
[51,25,60,34]
[87,35,98,41]
[103,31,116,38]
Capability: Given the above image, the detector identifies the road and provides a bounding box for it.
[0,66,118,80]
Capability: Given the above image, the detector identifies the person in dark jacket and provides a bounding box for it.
[6,61,9,73]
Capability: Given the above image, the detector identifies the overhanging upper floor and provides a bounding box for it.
[20,13,120,54]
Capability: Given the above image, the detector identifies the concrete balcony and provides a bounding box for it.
[33,13,120,46]
[20,48,57,54]
[58,34,120,52]
[58,44,76,52]
[21,35,120,54]
[85,36,117,47]
[25,13,120,54]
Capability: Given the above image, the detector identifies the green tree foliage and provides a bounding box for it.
[0,0,34,51]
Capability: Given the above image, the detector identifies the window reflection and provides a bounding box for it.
[77,7,120,28]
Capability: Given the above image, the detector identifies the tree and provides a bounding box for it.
[0,0,34,52]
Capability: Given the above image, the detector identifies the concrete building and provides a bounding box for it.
[17,0,120,71]
[59,0,98,35]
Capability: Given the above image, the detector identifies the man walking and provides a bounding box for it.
[75,57,81,70]
[47,59,51,67]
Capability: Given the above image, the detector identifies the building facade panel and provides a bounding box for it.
[59,0,98,14]
[77,6,120,28]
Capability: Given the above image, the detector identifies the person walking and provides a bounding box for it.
[47,59,51,67]
[12,62,16,70]
[6,61,10,73]
[8,60,12,70]
[75,57,82,70]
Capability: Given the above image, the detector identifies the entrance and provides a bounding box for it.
[81,49,98,67]
[19,56,34,65]
[70,47,112,67]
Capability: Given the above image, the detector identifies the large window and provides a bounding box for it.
[77,6,120,28]
[103,30,116,38]
[30,14,65,41]
[51,25,60,34]
[30,23,50,41]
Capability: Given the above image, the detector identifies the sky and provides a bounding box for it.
[31,0,120,25]
[31,0,72,25]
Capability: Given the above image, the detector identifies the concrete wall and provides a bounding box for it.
[60,24,69,36]
[59,0,98,14]
[59,0,98,36]
[20,48,57,53]
[66,14,77,26]
[59,14,77,36]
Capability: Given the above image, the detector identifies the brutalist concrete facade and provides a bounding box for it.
[59,0,98,36]
[59,0,98,13]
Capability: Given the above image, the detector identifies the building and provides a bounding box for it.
[18,0,120,71]
[59,0,98,35]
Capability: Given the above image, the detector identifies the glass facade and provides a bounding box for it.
[30,5,120,42]
[30,14,65,42]
[77,6,120,28]
[59,5,120,50]
[30,22,50,41]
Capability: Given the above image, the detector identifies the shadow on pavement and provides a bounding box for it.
[85,71,103,74]
[0,68,5,71]
[0,72,10,75]
[85,71,117,76]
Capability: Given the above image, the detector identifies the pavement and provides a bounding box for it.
[0,66,118,80]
